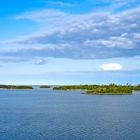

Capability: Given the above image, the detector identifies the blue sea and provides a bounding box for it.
[0,89,140,140]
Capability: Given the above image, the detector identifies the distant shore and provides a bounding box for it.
[0,85,52,90]
[40,85,51,88]
[0,85,33,89]
[1,84,140,95]
[53,84,140,95]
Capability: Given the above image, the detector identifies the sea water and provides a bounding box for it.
[0,89,140,140]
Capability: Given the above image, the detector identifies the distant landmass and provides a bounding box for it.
[53,84,140,95]
[1,84,140,95]
[0,85,33,89]
[40,85,51,88]
[0,85,52,90]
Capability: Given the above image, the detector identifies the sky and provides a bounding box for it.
[0,0,140,85]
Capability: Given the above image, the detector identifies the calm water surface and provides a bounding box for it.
[0,89,140,140]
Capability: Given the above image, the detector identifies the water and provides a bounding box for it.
[0,89,140,140]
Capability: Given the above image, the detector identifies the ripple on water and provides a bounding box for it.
[0,89,140,140]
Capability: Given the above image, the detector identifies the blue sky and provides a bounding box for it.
[0,0,140,85]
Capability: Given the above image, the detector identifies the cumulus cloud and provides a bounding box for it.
[2,6,140,62]
[100,63,123,71]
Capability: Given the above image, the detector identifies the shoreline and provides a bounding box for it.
[53,84,140,95]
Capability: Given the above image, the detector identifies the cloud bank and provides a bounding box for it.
[1,6,140,63]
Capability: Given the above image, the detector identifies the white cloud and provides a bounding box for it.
[2,6,140,62]
[13,9,70,24]
[47,1,77,7]
[100,63,123,71]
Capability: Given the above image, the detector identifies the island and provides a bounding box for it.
[53,84,140,95]
[0,85,33,89]
[40,85,50,88]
